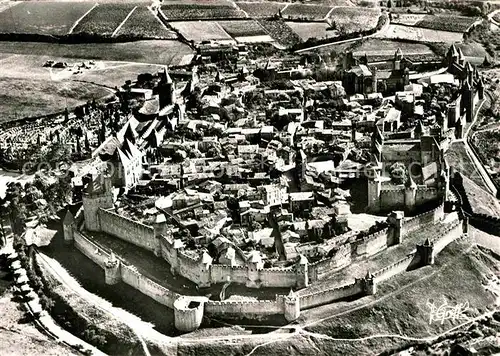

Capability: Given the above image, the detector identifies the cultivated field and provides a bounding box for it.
[352,39,438,61]
[281,4,333,21]
[235,1,285,18]
[115,6,177,39]
[391,14,478,33]
[170,21,233,42]
[0,1,95,35]
[377,24,464,43]
[390,13,427,26]
[160,3,246,20]
[257,19,302,47]
[328,6,381,33]
[286,21,337,41]
[217,20,267,37]
[72,3,137,36]
[0,40,194,65]
[415,14,478,33]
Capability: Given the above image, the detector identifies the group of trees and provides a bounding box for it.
[0,171,71,238]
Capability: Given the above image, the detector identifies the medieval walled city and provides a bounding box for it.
[0,1,500,355]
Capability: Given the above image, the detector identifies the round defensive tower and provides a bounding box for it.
[173,296,208,332]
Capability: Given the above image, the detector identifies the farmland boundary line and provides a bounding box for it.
[147,5,172,34]
[281,3,290,13]
[69,2,98,35]
[323,6,336,21]
[112,6,138,38]
[231,0,249,18]
[214,21,233,42]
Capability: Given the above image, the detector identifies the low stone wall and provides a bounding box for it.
[120,265,179,309]
[74,230,109,269]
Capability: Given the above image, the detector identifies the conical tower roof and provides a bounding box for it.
[63,210,74,225]
[448,43,458,57]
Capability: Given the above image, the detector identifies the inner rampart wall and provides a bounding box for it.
[380,189,405,211]
[98,208,156,252]
[416,187,439,206]
[354,228,389,256]
[309,243,352,281]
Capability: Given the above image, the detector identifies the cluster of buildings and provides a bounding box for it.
[71,42,482,286]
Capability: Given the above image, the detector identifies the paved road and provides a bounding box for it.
[487,8,500,26]
[453,98,498,196]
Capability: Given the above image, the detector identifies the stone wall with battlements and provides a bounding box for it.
[72,207,467,331]
[372,253,419,283]
[402,203,444,235]
[81,198,450,291]
[74,230,109,269]
[353,228,389,257]
[204,298,283,317]
[299,280,364,310]
[309,243,352,281]
[98,208,157,252]
[120,264,180,309]
[432,220,463,255]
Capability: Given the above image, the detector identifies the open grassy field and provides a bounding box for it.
[286,21,337,41]
[301,241,499,355]
[377,24,464,43]
[170,21,233,42]
[0,77,109,122]
[0,1,95,35]
[0,40,194,65]
[461,173,500,216]
[391,13,478,33]
[72,2,137,36]
[115,6,177,39]
[415,14,478,33]
[328,6,380,33]
[0,50,171,123]
[235,1,286,18]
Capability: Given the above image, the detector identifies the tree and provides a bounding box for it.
[250,221,262,231]
[389,162,408,185]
